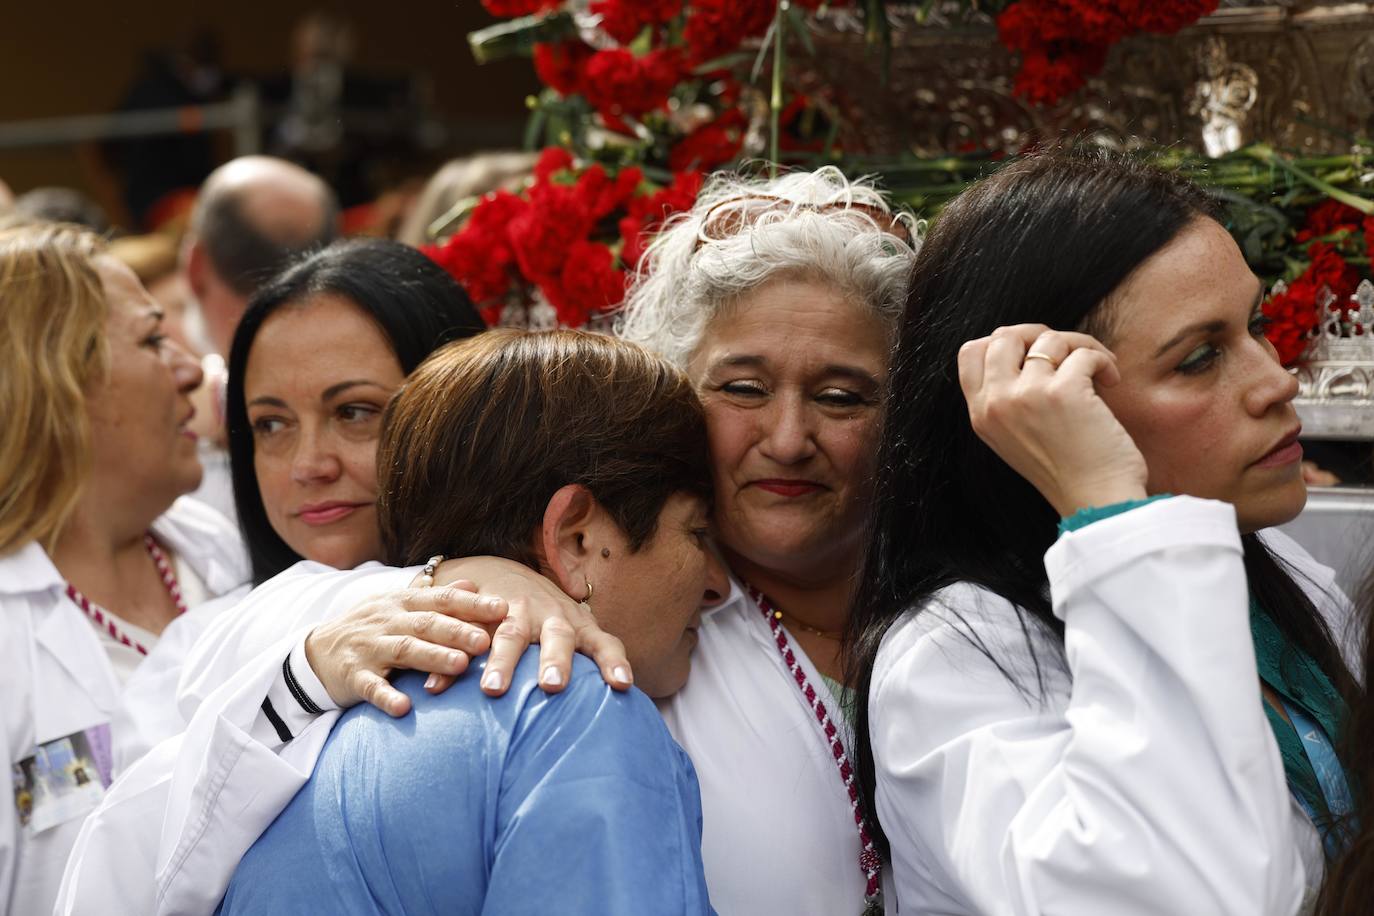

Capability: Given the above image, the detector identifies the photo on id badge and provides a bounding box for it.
[11,723,113,833]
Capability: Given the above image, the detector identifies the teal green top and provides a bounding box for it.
[1057,494,1171,535]
[1059,495,1351,855]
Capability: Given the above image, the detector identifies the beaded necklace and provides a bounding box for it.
[746,584,882,915]
[64,534,187,656]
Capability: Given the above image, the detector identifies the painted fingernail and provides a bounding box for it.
[481,669,503,692]
[424,673,439,690]
[612,665,632,684]
[541,666,564,687]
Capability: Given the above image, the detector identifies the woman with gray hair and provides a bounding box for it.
[619,166,916,915]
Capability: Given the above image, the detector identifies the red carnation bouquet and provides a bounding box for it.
[996,0,1219,105]
[433,0,817,327]
[1263,199,1374,366]
[424,148,701,329]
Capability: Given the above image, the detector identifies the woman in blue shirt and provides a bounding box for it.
[218,329,728,915]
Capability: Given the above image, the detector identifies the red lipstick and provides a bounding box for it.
[751,479,823,497]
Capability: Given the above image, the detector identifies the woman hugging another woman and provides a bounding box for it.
[219,329,727,914]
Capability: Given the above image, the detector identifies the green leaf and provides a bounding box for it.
[468,11,576,65]
[784,4,816,57]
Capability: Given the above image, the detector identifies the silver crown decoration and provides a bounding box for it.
[1293,278,1374,439]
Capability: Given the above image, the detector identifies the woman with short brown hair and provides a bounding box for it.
[216,329,725,914]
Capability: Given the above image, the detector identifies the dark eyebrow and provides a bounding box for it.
[246,381,393,412]
[1152,280,1266,358]
[322,379,394,402]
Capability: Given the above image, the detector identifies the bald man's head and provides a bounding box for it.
[192,156,339,296]
[187,156,339,353]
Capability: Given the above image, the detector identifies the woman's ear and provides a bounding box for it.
[538,484,597,601]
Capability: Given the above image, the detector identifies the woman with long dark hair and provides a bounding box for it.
[848,150,1357,914]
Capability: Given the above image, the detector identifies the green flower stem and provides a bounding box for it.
[770,0,786,177]
[1243,145,1374,215]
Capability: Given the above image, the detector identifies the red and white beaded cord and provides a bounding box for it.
[64,534,188,657]
[747,584,883,915]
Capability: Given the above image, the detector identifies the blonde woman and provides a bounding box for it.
[0,224,248,915]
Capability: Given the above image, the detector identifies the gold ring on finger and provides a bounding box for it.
[1024,352,1059,369]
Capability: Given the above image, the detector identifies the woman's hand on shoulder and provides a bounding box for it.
[304,582,505,717]
[427,556,634,698]
[958,324,1148,517]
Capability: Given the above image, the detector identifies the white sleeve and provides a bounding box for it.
[54,563,414,916]
[113,586,251,772]
[870,496,1306,916]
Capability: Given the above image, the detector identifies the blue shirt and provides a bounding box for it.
[218,651,713,915]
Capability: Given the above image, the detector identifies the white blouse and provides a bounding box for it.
[869,496,1353,916]
[658,577,869,915]
[0,496,247,916]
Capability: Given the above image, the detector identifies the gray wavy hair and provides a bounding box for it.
[615,166,919,367]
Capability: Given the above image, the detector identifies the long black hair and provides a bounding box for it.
[226,238,485,584]
[845,148,1356,853]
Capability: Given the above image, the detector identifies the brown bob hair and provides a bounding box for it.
[377,329,711,568]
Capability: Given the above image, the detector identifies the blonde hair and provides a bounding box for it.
[616,166,919,368]
[0,224,108,553]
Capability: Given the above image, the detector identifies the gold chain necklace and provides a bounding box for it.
[769,607,843,641]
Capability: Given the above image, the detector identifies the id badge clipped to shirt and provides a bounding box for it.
[11,722,114,833]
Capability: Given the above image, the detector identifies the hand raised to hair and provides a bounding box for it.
[958,324,1149,518]
[425,555,634,699]
[304,581,505,717]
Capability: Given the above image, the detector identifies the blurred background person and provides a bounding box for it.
[11,187,110,233]
[102,29,236,231]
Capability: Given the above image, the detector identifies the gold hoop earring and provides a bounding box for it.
[583,579,594,602]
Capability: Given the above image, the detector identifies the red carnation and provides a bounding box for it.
[685,0,774,64]
[1263,281,1318,367]
[1296,199,1366,243]
[581,48,683,118]
[509,183,596,284]
[1263,241,1363,366]
[997,0,1216,105]
[620,170,704,270]
[669,110,745,171]
[533,41,593,96]
[1307,240,1360,306]
[573,164,644,219]
[422,190,531,310]
[590,0,682,44]
[547,240,628,326]
[533,146,575,184]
